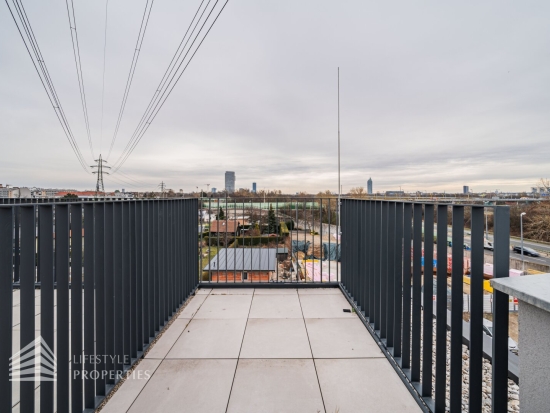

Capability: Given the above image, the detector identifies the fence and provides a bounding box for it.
[198,197,340,285]
[339,199,511,413]
[0,198,198,412]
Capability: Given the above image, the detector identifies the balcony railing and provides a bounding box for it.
[1,196,519,412]
[0,199,198,412]
[340,199,513,413]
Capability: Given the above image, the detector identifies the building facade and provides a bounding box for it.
[252,182,257,193]
[463,185,470,194]
[225,171,236,192]
[367,178,373,194]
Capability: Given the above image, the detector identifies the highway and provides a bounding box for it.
[433,224,550,255]
[432,224,550,269]
[483,249,550,267]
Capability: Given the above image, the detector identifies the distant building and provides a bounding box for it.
[211,187,217,193]
[385,191,405,197]
[0,186,31,199]
[463,185,470,194]
[209,220,242,236]
[367,178,373,194]
[225,171,236,193]
[252,182,257,193]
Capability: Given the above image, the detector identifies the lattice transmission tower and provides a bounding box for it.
[91,154,110,197]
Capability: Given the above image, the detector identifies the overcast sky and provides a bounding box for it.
[1,0,549,193]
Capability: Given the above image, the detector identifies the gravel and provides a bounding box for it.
[425,319,520,412]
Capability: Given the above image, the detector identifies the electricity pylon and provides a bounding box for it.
[158,181,166,198]
[91,154,110,197]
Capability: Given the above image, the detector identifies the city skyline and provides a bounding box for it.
[1,1,549,193]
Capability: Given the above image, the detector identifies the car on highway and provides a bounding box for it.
[512,246,541,257]
[482,319,518,350]
[484,240,494,251]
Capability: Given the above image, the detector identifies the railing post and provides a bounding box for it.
[113,202,124,375]
[411,204,422,383]
[71,203,83,412]
[104,202,115,385]
[39,205,55,412]
[380,201,388,339]
[386,202,396,348]
[469,206,485,413]
[435,204,448,412]
[95,202,106,396]
[450,205,464,412]
[492,206,510,413]
[422,204,434,398]
[401,203,412,370]
[0,207,14,413]
[393,202,403,358]
[84,203,96,409]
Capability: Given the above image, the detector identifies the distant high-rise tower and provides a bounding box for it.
[225,171,236,193]
[367,178,373,194]
[463,185,470,194]
[252,182,257,193]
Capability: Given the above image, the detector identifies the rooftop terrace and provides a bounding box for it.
[100,288,421,413]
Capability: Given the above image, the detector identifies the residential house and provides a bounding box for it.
[208,220,242,236]
[203,248,277,282]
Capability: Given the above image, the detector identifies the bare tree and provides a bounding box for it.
[349,187,368,198]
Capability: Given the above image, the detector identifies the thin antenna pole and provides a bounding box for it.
[337,67,341,235]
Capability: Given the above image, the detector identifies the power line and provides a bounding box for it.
[111,0,229,173]
[99,0,109,155]
[65,0,95,159]
[105,173,142,189]
[112,0,208,165]
[4,0,90,172]
[114,170,152,187]
[106,0,155,160]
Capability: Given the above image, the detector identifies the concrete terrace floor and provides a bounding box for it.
[101,288,421,413]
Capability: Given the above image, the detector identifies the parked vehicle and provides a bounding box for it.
[512,246,540,257]
[482,319,518,350]
[484,240,494,251]
[445,237,471,250]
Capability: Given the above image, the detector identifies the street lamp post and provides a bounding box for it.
[520,212,527,272]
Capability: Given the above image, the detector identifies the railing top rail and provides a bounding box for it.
[342,198,510,209]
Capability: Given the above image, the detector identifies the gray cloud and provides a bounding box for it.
[1,0,549,193]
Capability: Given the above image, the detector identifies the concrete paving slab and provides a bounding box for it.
[166,319,247,359]
[127,359,237,413]
[298,288,342,295]
[299,293,355,318]
[195,288,212,295]
[253,288,297,295]
[316,358,422,412]
[178,294,208,319]
[210,288,255,295]
[240,319,311,359]
[305,318,383,358]
[101,359,162,413]
[248,295,302,319]
[227,359,324,413]
[145,319,191,359]
[194,295,252,319]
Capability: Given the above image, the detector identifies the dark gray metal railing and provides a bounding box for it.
[340,199,512,413]
[0,198,198,413]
